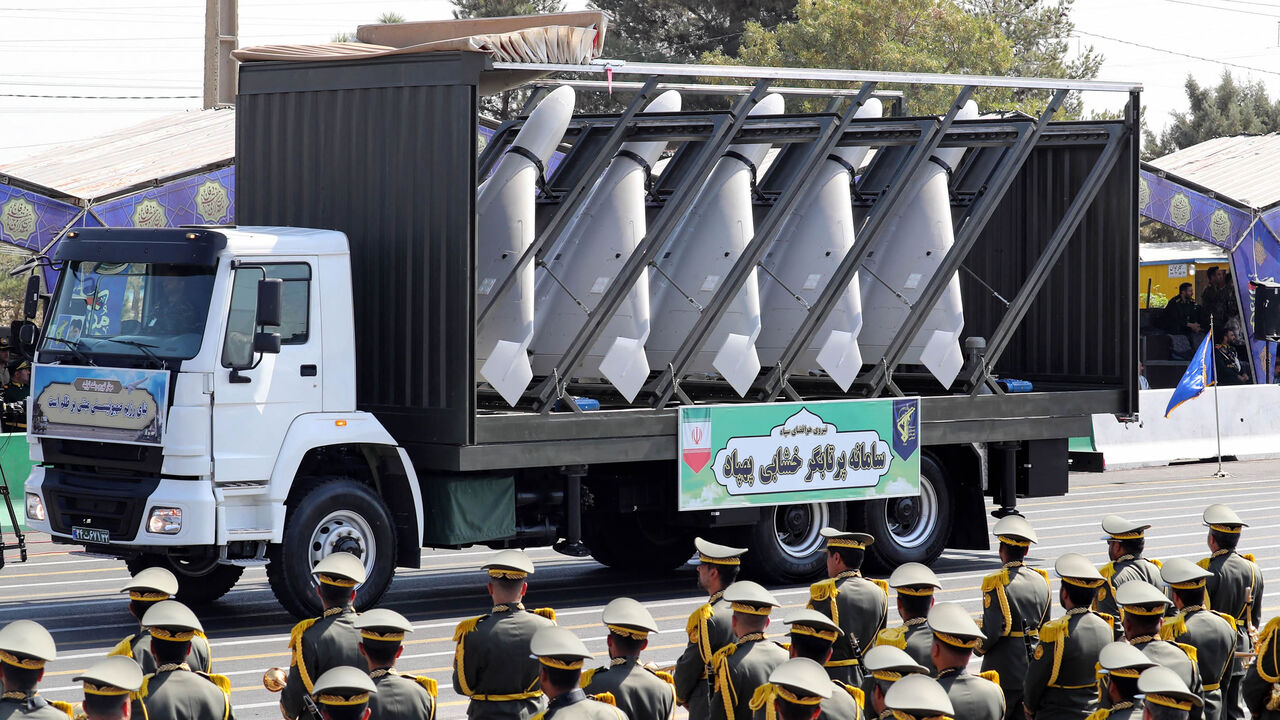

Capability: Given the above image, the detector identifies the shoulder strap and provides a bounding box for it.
[875,626,907,650]
[1033,568,1050,582]
[533,607,557,622]
[1085,710,1111,720]
[687,603,715,662]
[592,692,617,707]
[1099,563,1116,580]
[1160,614,1186,641]
[199,672,232,695]
[1213,611,1239,631]
[49,700,74,719]
[139,674,154,699]
[108,635,136,659]
[841,683,866,708]
[1244,553,1257,563]
[979,670,1001,686]
[452,616,482,642]
[1197,557,1212,570]
[870,578,889,596]
[1176,642,1199,664]
[1038,617,1067,645]
[410,674,439,697]
[289,616,322,693]
[1100,613,1116,632]
[580,666,599,688]
[810,578,838,602]
[651,668,675,685]
[288,617,318,651]
[981,570,1009,593]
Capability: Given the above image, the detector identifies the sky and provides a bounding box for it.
[2,0,1280,164]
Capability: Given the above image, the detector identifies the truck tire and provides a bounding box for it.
[267,477,396,619]
[860,455,953,571]
[586,513,693,573]
[125,554,244,605]
[745,502,847,582]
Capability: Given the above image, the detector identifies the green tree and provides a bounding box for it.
[452,0,564,18]
[1146,71,1280,159]
[331,10,405,43]
[589,0,797,63]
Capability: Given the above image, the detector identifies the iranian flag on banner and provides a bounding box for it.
[682,408,712,473]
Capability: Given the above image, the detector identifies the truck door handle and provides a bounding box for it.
[301,365,318,377]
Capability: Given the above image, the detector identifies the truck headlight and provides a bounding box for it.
[147,507,182,534]
[24,493,44,522]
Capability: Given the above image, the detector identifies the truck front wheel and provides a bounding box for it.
[267,478,396,619]
[860,454,953,570]
[746,502,847,582]
[125,553,244,605]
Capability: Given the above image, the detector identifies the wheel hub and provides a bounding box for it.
[783,506,811,536]
[309,510,376,575]
[893,497,921,528]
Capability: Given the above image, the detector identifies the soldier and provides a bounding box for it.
[874,563,941,674]
[528,627,625,720]
[674,538,746,718]
[806,529,887,685]
[0,620,75,719]
[883,674,955,720]
[109,567,213,675]
[352,609,437,720]
[1137,666,1202,720]
[280,553,367,720]
[1089,642,1157,720]
[74,656,145,720]
[1241,615,1280,719]
[977,515,1051,720]
[782,609,864,720]
[709,581,790,720]
[581,598,675,720]
[453,549,558,720]
[1113,582,1203,720]
[310,666,379,720]
[1160,558,1235,720]
[1,361,29,433]
[1023,553,1114,720]
[1096,515,1163,630]
[926,603,1004,720]
[748,657,833,720]
[1198,504,1263,720]
[859,646,927,720]
[129,601,232,720]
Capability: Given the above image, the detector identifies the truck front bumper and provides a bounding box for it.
[27,466,217,546]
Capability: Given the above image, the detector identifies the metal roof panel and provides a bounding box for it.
[1148,134,1280,210]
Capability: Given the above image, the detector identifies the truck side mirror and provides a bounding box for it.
[253,331,282,355]
[22,275,40,320]
[256,278,283,327]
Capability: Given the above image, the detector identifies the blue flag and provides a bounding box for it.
[1165,333,1216,417]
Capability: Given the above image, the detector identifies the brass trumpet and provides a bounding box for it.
[263,666,288,692]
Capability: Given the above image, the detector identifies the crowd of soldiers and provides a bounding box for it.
[0,503,1271,720]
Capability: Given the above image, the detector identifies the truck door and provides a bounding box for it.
[212,261,322,484]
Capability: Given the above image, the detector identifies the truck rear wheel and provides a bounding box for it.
[125,553,244,605]
[586,513,693,573]
[746,502,847,582]
[861,454,953,570]
[267,477,396,619]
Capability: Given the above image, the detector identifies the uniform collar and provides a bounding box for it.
[836,570,862,580]
[904,617,928,628]
[1212,548,1233,559]
[1115,554,1137,563]
[492,603,525,613]
[709,590,725,605]
[935,666,965,678]
[370,668,394,679]
[610,657,636,667]
[1127,634,1159,646]
[157,663,192,674]
[737,632,767,644]
[548,688,587,711]
[1110,701,1134,711]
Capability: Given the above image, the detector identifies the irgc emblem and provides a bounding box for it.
[196,179,230,223]
[1,197,37,242]
[892,399,918,461]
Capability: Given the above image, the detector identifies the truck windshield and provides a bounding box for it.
[39,261,215,361]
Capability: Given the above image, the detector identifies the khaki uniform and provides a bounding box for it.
[807,572,888,684]
[674,590,735,717]
[1131,637,1203,720]
[531,689,626,720]
[0,697,73,720]
[936,668,1004,720]
[1162,608,1236,720]
[369,669,438,720]
[453,603,557,720]
[130,665,233,720]
[1201,550,1264,720]
[280,606,364,719]
[108,630,213,675]
[1096,556,1163,627]
[1023,609,1113,719]
[977,562,1051,717]
[710,634,790,720]
[582,657,675,720]
[873,619,934,675]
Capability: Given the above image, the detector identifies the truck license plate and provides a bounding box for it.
[73,526,110,544]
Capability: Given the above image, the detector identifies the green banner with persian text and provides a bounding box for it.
[678,398,920,510]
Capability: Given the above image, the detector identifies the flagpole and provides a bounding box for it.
[1211,317,1228,478]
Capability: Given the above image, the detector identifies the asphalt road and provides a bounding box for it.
[8,457,1280,719]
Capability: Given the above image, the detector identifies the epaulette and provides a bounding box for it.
[870,578,889,595]
[840,683,865,708]
[533,607,557,622]
[1175,642,1198,664]
[1099,563,1116,580]
[979,670,1000,686]
[1213,610,1238,631]
[1196,557,1211,570]
[810,579,839,602]
[875,626,907,650]
[1085,710,1111,720]
[289,617,319,653]
[1033,568,1050,582]
[981,572,1007,593]
[1160,614,1186,641]
[1255,617,1280,683]
[592,692,617,707]
[49,700,74,719]
[107,635,135,658]
[199,672,232,695]
[1099,613,1116,632]
[452,616,483,642]
[711,643,738,667]
[406,674,438,697]
[138,674,154,699]
[1038,617,1068,645]
[650,668,675,685]
[1244,553,1257,563]
[686,604,713,643]
[580,667,600,688]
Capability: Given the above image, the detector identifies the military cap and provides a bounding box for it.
[313,551,368,587]
[0,620,56,668]
[695,537,748,566]
[927,602,983,649]
[1160,557,1214,590]
[1137,665,1202,711]
[12,360,28,372]
[1114,580,1172,615]
[75,656,144,695]
[769,657,835,702]
[482,549,535,580]
[820,527,874,549]
[140,600,203,642]
[0,337,11,350]
[353,608,414,642]
[863,645,928,682]
[530,626,593,670]
[784,608,843,643]
[1101,514,1150,542]
[1055,552,1106,588]
[884,674,954,717]
[1203,504,1247,532]
[121,566,178,601]
[992,515,1038,545]
[1097,642,1156,678]
[888,562,941,595]
[723,580,780,615]
[311,666,377,708]
[601,597,658,638]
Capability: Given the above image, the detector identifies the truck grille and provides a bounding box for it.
[42,469,161,542]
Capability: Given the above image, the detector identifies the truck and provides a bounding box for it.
[18,45,1140,618]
